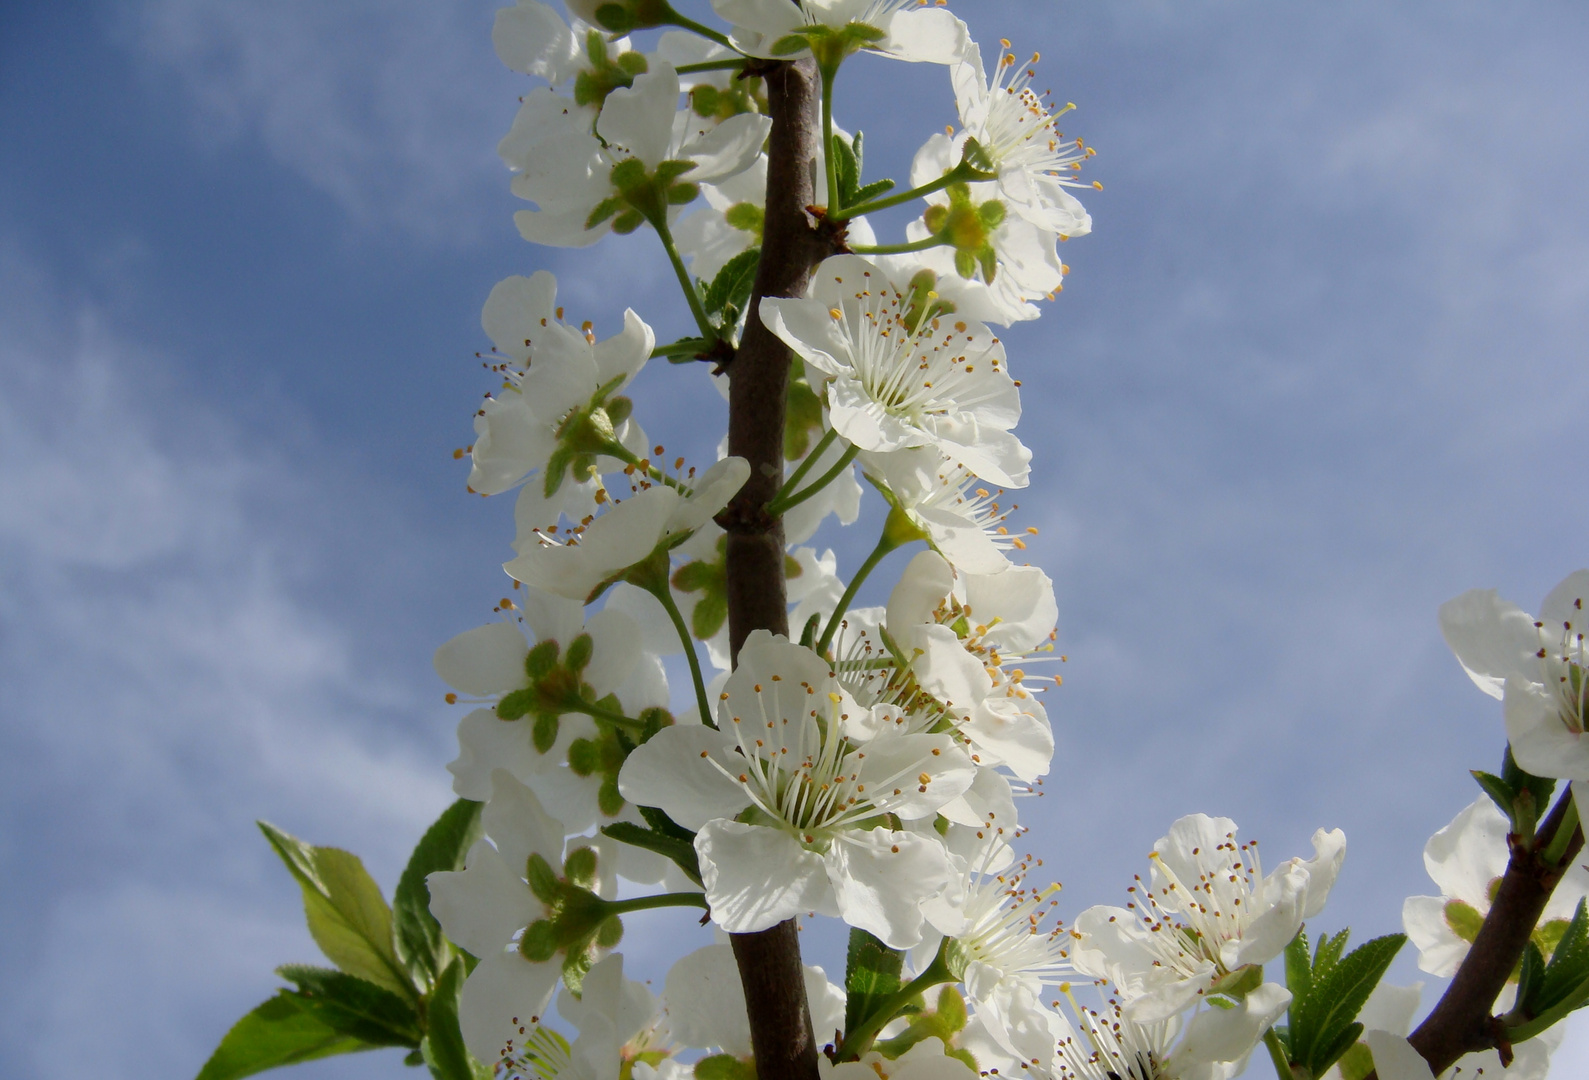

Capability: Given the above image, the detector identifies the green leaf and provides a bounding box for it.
[393,800,484,992]
[275,966,423,1047]
[259,822,411,1000]
[195,994,375,1080]
[1292,933,1406,1076]
[1518,940,1547,1012]
[1283,928,1311,1036]
[1312,927,1351,979]
[703,247,761,319]
[1472,769,1517,819]
[830,132,859,207]
[844,927,905,1037]
[1536,898,1589,1013]
[850,177,896,206]
[601,821,702,885]
[423,957,492,1080]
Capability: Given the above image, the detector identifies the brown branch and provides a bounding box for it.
[1401,792,1585,1076]
[722,56,830,1080]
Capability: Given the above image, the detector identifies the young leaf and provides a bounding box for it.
[422,957,492,1080]
[844,927,905,1037]
[1284,928,1312,1026]
[1472,769,1518,819]
[1532,898,1589,1014]
[830,132,860,207]
[195,994,374,1080]
[1312,927,1351,979]
[601,820,702,885]
[275,966,423,1047]
[850,177,896,206]
[1292,933,1406,1076]
[703,247,761,321]
[259,821,411,999]
[393,799,483,991]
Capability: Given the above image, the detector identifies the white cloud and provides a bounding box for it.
[0,247,453,1079]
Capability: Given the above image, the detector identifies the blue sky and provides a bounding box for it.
[5,2,1589,1078]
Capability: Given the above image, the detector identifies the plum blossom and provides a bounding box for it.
[948,42,1094,239]
[504,457,750,603]
[617,630,975,945]
[511,63,771,247]
[1345,982,1562,1080]
[1439,570,1589,796]
[865,448,1033,575]
[711,0,969,66]
[428,772,614,1064]
[761,255,1030,487]
[467,271,653,501]
[1402,795,1589,979]
[1072,814,1344,1021]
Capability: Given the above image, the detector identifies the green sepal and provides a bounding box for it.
[799,611,823,649]
[526,853,561,905]
[601,820,703,886]
[257,822,412,1000]
[496,688,534,722]
[844,928,905,1037]
[392,799,483,990]
[526,639,560,679]
[564,632,594,676]
[612,208,646,235]
[586,195,625,231]
[696,1054,758,1080]
[564,845,600,890]
[533,712,560,754]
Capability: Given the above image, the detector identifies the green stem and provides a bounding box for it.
[663,7,742,53]
[652,338,712,359]
[816,525,899,656]
[772,428,839,504]
[608,891,710,915]
[675,58,749,75]
[1543,791,1582,867]
[766,444,859,517]
[849,236,948,256]
[649,580,715,729]
[1262,1028,1295,1080]
[836,948,955,1060]
[654,216,718,341]
[570,701,648,733]
[839,160,995,220]
[820,63,841,216]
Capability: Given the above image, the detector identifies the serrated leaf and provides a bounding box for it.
[830,132,859,207]
[1284,928,1311,1033]
[1518,940,1547,1011]
[259,822,410,1000]
[1312,1021,1366,1078]
[844,927,905,1036]
[394,800,483,992]
[275,966,423,1047]
[423,957,492,1080]
[703,247,761,319]
[195,994,375,1080]
[637,804,697,842]
[1537,898,1589,1012]
[1293,933,1406,1075]
[602,821,702,885]
[1313,927,1351,979]
[850,178,896,206]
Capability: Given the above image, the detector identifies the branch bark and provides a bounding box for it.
[1401,793,1585,1076]
[722,57,829,1080]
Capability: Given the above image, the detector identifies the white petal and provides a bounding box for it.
[428,839,536,957]
[458,948,561,1065]
[616,724,749,830]
[963,566,1057,654]
[1505,675,1589,780]
[1363,1031,1436,1080]
[598,65,680,169]
[682,111,774,185]
[449,708,540,800]
[825,828,953,948]
[591,308,656,388]
[1437,588,1540,700]
[1176,982,1291,1065]
[583,608,642,695]
[1236,861,1308,967]
[669,457,750,533]
[434,622,529,697]
[665,945,753,1056]
[1297,828,1347,918]
[697,819,836,933]
[483,769,567,876]
[886,550,953,635]
[482,272,560,360]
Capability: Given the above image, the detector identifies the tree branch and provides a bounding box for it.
[722,57,830,1080]
[1403,791,1585,1075]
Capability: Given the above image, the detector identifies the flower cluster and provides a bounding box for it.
[418,3,1588,1080]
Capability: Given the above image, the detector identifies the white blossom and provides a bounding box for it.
[711,0,969,65]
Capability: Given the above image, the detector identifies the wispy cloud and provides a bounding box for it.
[0,245,453,1079]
